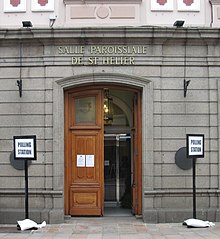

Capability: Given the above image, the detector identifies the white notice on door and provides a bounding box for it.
[86,155,95,167]
[77,155,85,167]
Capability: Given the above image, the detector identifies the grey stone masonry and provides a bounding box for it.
[0,27,220,223]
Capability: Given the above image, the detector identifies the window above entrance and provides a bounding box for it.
[105,90,133,127]
[75,96,96,124]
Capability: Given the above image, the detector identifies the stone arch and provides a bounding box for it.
[52,72,153,217]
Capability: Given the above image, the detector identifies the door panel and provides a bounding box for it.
[65,88,104,216]
[119,135,132,208]
[70,187,101,215]
[104,134,132,208]
[104,136,117,203]
[72,132,100,183]
[132,92,142,215]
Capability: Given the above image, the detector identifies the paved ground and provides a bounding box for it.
[0,216,220,239]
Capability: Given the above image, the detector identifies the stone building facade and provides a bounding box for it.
[1,0,220,224]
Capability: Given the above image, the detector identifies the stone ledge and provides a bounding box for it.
[143,208,217,223]
[0,190,63,196]
[1,27,220,44]
[144,189,220,196]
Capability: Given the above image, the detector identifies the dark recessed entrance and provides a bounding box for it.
[103,89,134,216]
[104,134,132,215]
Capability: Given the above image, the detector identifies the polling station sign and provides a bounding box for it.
[186,134,204,158]
[13,135,37,160]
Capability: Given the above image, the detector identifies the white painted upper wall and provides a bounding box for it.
[0,0,219,28]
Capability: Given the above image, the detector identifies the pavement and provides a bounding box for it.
[0,216,220,239]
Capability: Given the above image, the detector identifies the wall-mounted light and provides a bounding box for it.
[104,89,113,125]
[17,80,22,98]
[173,20,185,27]
[22,21,33,28]
[49,15,57,28]
[184,79,190,97]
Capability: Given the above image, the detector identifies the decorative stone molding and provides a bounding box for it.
[96,6,110,19]
[209,0,220,5]
[4,0,26,12]
[0,189,63,196]
[69,5,135,20]
[209,0,220,26]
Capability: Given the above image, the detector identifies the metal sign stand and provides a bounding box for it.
[186,134,204,219]
[25,159,29,219]
[192,157,196,219]
[13,135,37,219]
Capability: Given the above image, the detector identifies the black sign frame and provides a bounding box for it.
[13,135,37,160]
[186,134,204,158]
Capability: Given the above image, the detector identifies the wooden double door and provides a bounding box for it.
[64,85,142,216]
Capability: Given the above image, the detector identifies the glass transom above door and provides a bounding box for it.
[75,96,96,124]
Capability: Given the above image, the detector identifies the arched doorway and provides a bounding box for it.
[64,84,142,216]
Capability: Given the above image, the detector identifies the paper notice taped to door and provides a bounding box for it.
[77,155,85,167]
[86,155,95,167]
